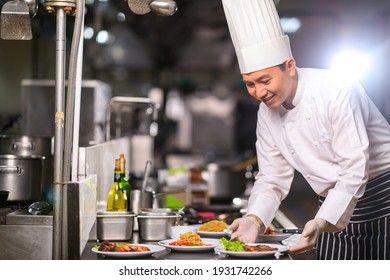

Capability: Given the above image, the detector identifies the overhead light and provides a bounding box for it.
[280,17,301,34]
[84,26,94,40]
[116,12,126,22]
[331,50,371,80]
[96,30,114,44]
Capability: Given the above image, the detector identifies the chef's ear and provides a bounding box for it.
[286,58,296,75]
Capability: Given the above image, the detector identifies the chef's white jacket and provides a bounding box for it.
[248,68,390,230]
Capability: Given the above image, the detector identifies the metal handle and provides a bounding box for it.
[12,141,35,151]
[0,166,22,174]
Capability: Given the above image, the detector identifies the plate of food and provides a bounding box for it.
[158,232,220,252]
[92,240,166,258]
[215,237,288,258]
[255,226,293,243]
[196,220,229,237]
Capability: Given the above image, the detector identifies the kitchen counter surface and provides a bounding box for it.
[81,233,315,260]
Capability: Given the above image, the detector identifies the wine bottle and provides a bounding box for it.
[106,159,127,211]
[119,153,132,211]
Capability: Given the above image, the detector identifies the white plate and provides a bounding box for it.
[158,238,220,252]
[255,233,292,243]
[92,244,166,258]
[196,230,228,238]
[215,243,288,258]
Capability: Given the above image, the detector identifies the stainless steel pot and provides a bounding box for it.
[206,162,246,199]
[0,135,52,157]
[0,135,53,202]
[130,189,184,231]
[0,155,44,203]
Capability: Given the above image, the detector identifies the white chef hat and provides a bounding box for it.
[222,0,292,74]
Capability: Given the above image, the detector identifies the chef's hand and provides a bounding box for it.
[288,218,339,253]
[229,215,263,243]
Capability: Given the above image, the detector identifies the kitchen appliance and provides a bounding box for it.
[0,155,44,203]
[20,79,111,147]
[206,161,247,201]
[0,135,53,202]
[0,208,53,260]
[0,174,97,260]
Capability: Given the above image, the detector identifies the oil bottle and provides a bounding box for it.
[106,159,127,211]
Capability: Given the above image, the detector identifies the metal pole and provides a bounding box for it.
[62,0,84,259]
[52,6,66,260]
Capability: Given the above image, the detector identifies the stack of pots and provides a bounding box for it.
[0,135,53,205]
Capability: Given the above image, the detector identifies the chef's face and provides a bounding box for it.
[242,58,297,109]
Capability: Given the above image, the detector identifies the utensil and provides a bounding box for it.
[1,0,32,40]
[139,161,152,214]
[149,0,178,16]
[141,160,152,193]
[274,228,303,234]
[223,229,232,237]
[27,201,52,215]
[127,0,153,15]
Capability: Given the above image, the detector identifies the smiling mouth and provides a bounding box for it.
[262,94,275,104]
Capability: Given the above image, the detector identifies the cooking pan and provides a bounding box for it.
[0,155,43,203]
[0,190,9,205]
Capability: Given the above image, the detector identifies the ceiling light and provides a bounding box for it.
[280,17,301,34]
[331,50,371,80]
[84,26,94,40]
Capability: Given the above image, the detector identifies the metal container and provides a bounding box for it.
[0,135,52,157]
[139,208,182,215]
[0,155,44,202]
[0,135,53,202]
[97,212,135,241]
[206,162,246,199]
[137,214,180,241]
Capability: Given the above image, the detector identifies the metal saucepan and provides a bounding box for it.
[0,155,44,203]
[0,135,52,157]
[130,188,186,212]
[0,135,53,202]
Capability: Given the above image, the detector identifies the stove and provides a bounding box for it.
[0,206,53,260]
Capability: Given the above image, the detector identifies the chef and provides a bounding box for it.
[222,0,390,259]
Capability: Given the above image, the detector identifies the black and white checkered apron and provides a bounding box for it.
[317,171,390,260]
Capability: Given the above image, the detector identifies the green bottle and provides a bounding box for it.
[119,154,131,211]
[106,159,127,211]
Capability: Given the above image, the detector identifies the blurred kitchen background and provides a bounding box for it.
[1,0,390,228]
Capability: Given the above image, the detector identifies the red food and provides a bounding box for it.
[97,240,150,252]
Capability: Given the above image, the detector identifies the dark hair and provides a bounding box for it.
[278,61,287,71]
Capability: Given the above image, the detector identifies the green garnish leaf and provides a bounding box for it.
[219,237,245,252]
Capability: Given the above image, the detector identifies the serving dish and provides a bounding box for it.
[255,233,292,243]
[215,243,288,258]
[196,230,228,238]
[91,244,166,258]
[158,238,220,252]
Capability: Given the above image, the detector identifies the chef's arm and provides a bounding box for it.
[288,218,341,253]
[245,214,266,234]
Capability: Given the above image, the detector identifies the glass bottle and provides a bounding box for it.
[106,159,127,211]
[119,154,132,211]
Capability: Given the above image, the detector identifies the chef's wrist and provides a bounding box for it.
[244,214,265,234]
